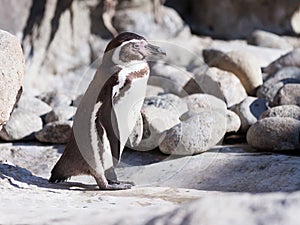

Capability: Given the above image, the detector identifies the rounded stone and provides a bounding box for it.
[257,67,300,105]
[259,105,300,120]
[226,110,241,133]
[203,49,263,95]
[231,97,268,133]
[35,121,72,144]
[37,91,73,108]
[146,85,164,97]
[247,117,300,150]
[273,83,300,106]
[0,30,24,129]
[159,111,226,155]
[45,106,76,123]
[16,95,52,117]
[0,109,43,141]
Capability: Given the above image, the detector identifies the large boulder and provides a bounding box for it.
[0,30,24,129]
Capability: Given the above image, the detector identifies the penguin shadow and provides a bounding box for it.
[0,163,100,191]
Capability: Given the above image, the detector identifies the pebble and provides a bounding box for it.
[231,97,268,132]
[0,109,43,141]
[16,95,52,117]
[37,91,72,108]
[203,49,263,95]
[159,111,226,155]
[146,85,165,97]
[273,83,300,106]
[259,105,300,120]
[226,110,241,133]
[44,106,76,123]
[247,117,300,150]
[35,121,73,144]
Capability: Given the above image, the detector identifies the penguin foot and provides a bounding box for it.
[108,179,135,186]
[105,182,133,190]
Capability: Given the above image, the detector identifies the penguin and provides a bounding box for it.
[49,32,166,190]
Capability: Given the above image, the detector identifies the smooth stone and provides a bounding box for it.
[231,97,268,133]
[247,30,293,50]
[226,110,241,133]
[257,67,300,105]
[196,67,247,107]
[203,49,263,95]
[0,109,42,141]
[35,121,72,144]
[148,62,195,97]
[0,30,24,129]
[16,95,52,117]
[44,106,76,123]
[273,83,300,106]
[37,91,73,108]
[247,117,300,150]
[259,105,300,120]
[159,111,226,155]
[263,48,300,74]
[181,93,227,121]
[145,85,165,97]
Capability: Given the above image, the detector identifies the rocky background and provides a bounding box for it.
[1,0,300,224]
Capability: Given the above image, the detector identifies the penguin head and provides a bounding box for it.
[103,32,166,66]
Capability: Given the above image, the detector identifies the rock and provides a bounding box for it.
[247,30,293,50]
[16,95,52,117]
[146,85,164,97]
[291,6,300,34]
[35,121,72,144]
[247,117,300,150]
[273,83,300,106]
[203,49,263,95]
[72,94,83,107]
[0,109,42,141]
[231,97,268,133]
[159,111,226,155]
[226,110,241,133]
[196,67,247,107]
[259,105,300,120]
[0,30,24,129]
[263,49,300,74]
[181,94,227,121]
[257,67,300,105]
[113,5,189,39]
[37,91,73,108]
[148,62,196,97]
[44,106,76,123]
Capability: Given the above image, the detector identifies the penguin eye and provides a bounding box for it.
[133,43,139,49]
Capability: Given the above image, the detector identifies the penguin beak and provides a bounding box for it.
[145,44,166,58]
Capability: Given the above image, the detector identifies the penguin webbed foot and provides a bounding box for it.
[95,177,134,190]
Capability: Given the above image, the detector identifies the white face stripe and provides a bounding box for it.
[112,39,148,65]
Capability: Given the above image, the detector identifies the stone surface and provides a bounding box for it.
[231,97,268,133]
[16,95,52,117]
[247,117,300,150]
[273,83,300,106]
[263,49,300,74]
[196,67,247,107]
[45,106,76,123]
[35,121,73,144]
[181,94,227,121]
[259,105,300,120]
[257,67,300,105]
[0,30,24,129]
[203,49,263,95]
[159,111,226,155]
[146,85,165,97]
[247,30,293,50]
[0,109,42,141]
[37,91,73,108]
[226,110,241,133]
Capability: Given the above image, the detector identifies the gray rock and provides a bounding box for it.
[159,111,226,155]
[146,85,165,97]
[263,49,300,74]
[259,105,300,120]
[273,83,300,106]
[16,95,52,117]
[247,117,300,150]
[45,106,76,123]
[203,49,263,95]
[181,94,227,121]
[149,62,195,97]
[231,97,268,133]
[247,30,293,50]
[37,91,73,108]
[0,30,24,129]
[226,110,241,133]
[0,109,42,141]
[35,121,73,144]
[257,67,300,105]
[196,67,247,107]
